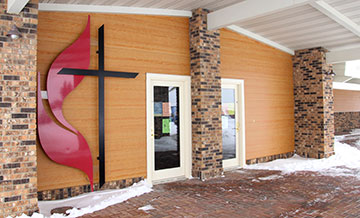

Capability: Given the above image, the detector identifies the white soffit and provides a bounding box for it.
[207,0,315,30]
[207,0,360,53]
[327,47,360,63]
[7,0,29,14]
[38,3,192,17]
[333,82,360,91]
[327,0,360,26]
[38,0,360,55]
[226,25,294,55]
[39,0,245,12]
[310,1,360,38]
[235,4,360,51]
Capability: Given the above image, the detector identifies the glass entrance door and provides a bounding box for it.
[153,86,180,170]
[221,79,246,168]
[222,87,237,161]
[146,74,191,183]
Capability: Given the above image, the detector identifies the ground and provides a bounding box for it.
[79,169,360,218]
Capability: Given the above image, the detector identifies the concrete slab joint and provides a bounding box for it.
[293,47,335,159]
[189,8,223,180]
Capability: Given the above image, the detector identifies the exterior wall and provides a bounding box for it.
[189,9,223,180]
[37,12,190,192]
[38,176,143,201]
[334,89,360,112]
[293,47,334,158]
[0,0,39,217]
[334,89,360,134]
[220,29,295,161]
[334,112,360,135]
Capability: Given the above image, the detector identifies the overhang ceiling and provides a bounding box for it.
[235,3,360,51]
[39,0,246,11]
[36,0,360,88]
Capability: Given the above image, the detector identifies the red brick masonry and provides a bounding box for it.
[0,0,39,217]
[334,111,360,135]
[80,170,360,218]
[293,47,334,158]
[37,177,144,201]
[189,8,223,180]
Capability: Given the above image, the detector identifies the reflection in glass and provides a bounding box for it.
[154,86,180,170]
[222,88,236,160]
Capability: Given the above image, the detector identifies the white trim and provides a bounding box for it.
[38,3,192,17]
[226,25,295,55]
[221,78,246,169]
[146,73,191,184]
[7,0,29,14]
[326,48,360,63]
[207,0,315,30]
[333,82,360,91]
[41,90,48,99]
[310,1,360,38]
[328,44,360,52]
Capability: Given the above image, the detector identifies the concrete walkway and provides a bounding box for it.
[80,169,360,218]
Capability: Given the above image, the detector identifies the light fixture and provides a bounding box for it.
[6,24,22,40]
[323,69,336,76]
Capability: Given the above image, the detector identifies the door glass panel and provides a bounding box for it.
[154,86,180,170]
[222,88,236,160]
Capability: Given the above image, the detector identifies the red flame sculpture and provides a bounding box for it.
[37,16,93,190]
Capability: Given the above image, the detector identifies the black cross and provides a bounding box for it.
[58,25,138,188]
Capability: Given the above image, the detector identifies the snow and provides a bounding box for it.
[8,130,360,217]
[245,133,360,180]
[222,115,236,159]
[138,205,155,212]
[8,181,152,218]
[258,175,283,181]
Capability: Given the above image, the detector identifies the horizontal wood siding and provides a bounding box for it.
[334,89,360,112]
[37,12,190,191]
[220,29,294,160]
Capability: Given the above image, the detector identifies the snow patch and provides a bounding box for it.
[258,174,283,181]
[138,205,155,212]
[9,181,152,218]
[246,139,360,180]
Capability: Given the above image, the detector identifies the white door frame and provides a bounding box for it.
[222,78,246,169]
[146,73,192,184]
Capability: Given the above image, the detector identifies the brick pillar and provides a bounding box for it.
[189,8,223,180]
[293,47,334,159]
[0,0,38,217]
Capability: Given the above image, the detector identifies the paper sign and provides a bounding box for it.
[227,103,235,115]
[162,119,170,134]
[154,102,162,116]
[162,102,170,116]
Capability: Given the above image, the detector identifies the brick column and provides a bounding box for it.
[189,8,223,180]
[0,0,38,217]
[293,47,334,159]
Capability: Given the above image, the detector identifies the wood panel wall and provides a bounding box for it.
[220,29,294,160]
[37,12,295,191]
[334,89,360,112]
[37,12,190,191]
